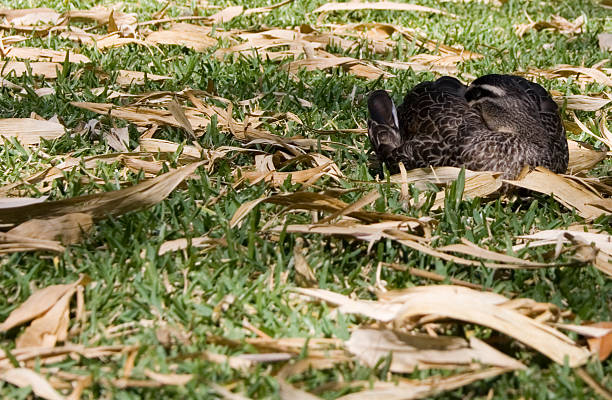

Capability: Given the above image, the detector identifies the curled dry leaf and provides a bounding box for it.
[0,117,64,145]
[0,275,88,332]
[0,161,204,226]
[566,140,608,174]
[504,167,610,220]
[515,15,584,38]
[516,229,612,276]
[552,94,611,111]
[296,285,592,367]
[346,328,525,371]
[518,64,612,87]
[0,368,64,400]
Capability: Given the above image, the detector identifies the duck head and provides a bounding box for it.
[367,90,402,161]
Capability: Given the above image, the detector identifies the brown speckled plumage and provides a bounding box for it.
[367,75,569,179]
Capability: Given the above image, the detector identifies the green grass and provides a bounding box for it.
[0,0,611,398]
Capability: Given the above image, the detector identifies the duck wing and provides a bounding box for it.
[395,77,469,169]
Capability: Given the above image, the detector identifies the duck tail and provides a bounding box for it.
[367,90,402,163]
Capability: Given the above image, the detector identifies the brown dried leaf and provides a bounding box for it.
[335,368,510,400]
[553,94,611,111]
[0,161,204,226]
[279,380,323,400]
[515,15,584,38]
[567,140,608,174]
[519,64,612,87]
[285,54,393,79]
[0,232,65,254]
[585,322,612,361]
[65,6,137,29]
[0,275,88,332]
[516,230,612,276]
[346,328,525,371]
[208,5,244,24]
[0,61,61,78]
[143,370,194,385]
[432,172,502,210]
[0,368,64,400]
[94,33,152,50]
[296,286,592,367]
[158,235,226,255]
[145,23,217,51]
[504,167,608,220]
[293,238,317,287]
[0,117,64,145]
[0,8,61,25]
[312,2,452,17]
[8,213,93,245]
[115,70,172,86]
[1,47,90,63]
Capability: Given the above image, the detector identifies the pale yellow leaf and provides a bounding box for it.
[0,368,64,400]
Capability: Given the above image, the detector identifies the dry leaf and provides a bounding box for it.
[553,94,612,111]
[431,172,501,210]
[312,2,452,17]
[8,213,93,245]
[16,286,74,348]
[145,23,217,51]
[346,328,525,371]
[2,47,89,63]
[0,8,61,25]
[515,15,584,38]
[296,286,592,366]
[516,229,612,276]
[104,126,130,152]
[279,380,322,400]
[584,322,612,361]
[143,370,193,385]
[115,70,172,86]
[0,275,88,332]
[293,238,317,287]
[567,140,608,174]
[208,5,244,24]
[0,368,64,400]
[335,368,510,400]
[0,117,64,145]
[599,33,612,51]
[0,161,204,226]
[519,64,612,87]
[505,167,609,220]
[0,232,65,254]
[158,235,226,255]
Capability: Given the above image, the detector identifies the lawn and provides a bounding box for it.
[0,0,611,398]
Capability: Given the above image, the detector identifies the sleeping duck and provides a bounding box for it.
[367,74,569,179]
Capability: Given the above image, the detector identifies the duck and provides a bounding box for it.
[367,74,569,179]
